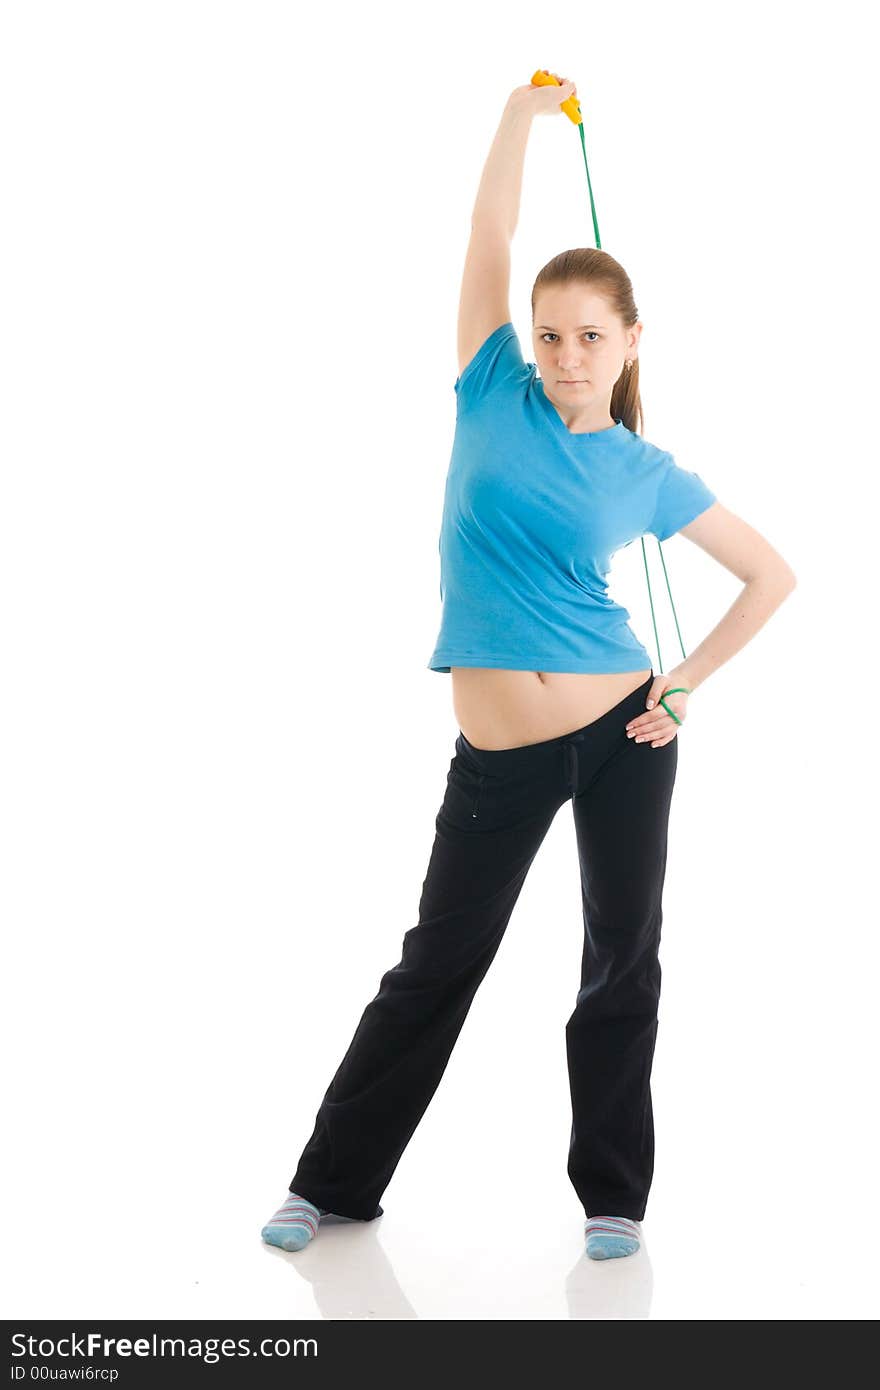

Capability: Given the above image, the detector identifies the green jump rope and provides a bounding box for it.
[531,70,690,725]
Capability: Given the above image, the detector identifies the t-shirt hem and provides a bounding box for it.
[428,652,653,674]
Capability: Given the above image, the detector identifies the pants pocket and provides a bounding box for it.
[444,757,489,828]
[471,771,487,821]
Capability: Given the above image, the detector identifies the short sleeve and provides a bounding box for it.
[649,453,717,540]
[454,322,528,414]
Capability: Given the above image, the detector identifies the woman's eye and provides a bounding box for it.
[541,332,599,343]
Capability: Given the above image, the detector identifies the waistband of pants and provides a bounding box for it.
[456,671,655,772]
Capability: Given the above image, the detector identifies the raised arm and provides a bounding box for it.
[457,78,576,378]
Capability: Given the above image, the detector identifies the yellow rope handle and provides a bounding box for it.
[530,69,582,125]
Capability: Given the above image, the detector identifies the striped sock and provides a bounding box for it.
[261,1193,329,1252]
[584,1215,641,1260]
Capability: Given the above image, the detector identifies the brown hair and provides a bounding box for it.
[531,247,643,436]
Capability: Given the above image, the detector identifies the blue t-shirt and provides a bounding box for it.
[427,321,718,674]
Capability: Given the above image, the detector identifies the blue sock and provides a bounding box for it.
[261,1193,329,1252]
[585,1215,641,1260]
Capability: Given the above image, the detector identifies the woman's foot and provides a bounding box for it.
[261,1193,327,1251]
[584,1215,641,1260]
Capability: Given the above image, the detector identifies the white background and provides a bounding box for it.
[2,0,877,1320]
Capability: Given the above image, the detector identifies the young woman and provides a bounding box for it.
[262,76,796,1262]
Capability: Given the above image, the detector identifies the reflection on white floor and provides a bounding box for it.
[261,1209,655,1320]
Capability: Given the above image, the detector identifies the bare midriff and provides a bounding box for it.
[450,667,652,751]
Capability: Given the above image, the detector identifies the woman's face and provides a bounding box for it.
[532,285,641,424]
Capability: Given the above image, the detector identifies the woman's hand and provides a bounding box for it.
[507,72,577,119]
[624,671,691,749]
